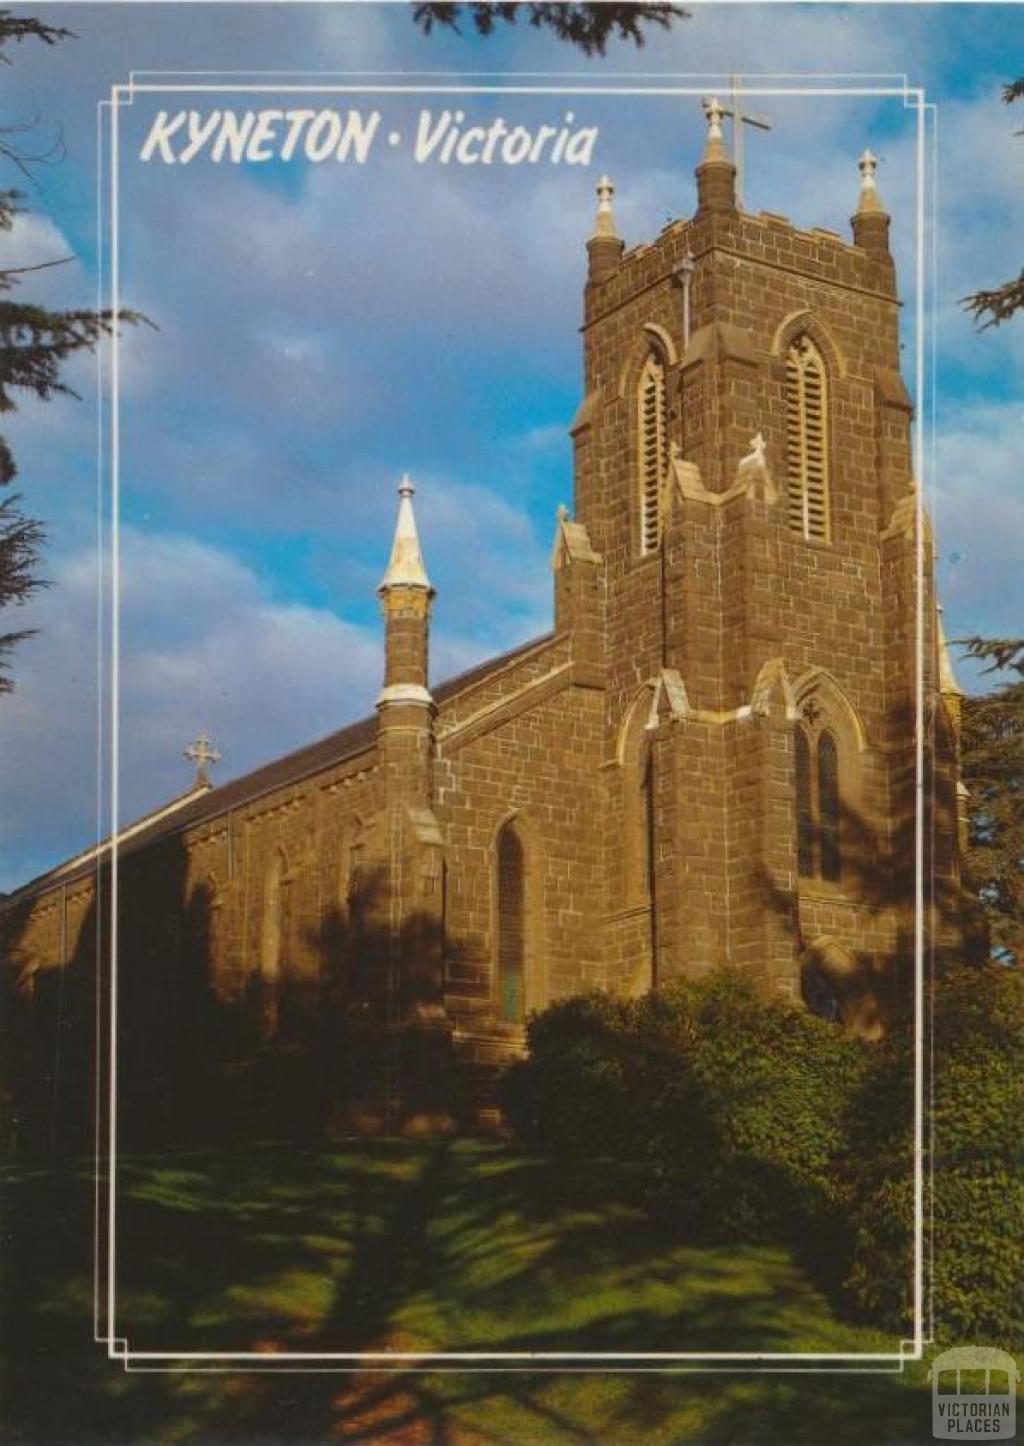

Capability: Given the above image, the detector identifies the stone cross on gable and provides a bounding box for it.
[718,73,773,210]
[184,731,221,787]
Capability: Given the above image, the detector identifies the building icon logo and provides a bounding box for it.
[928,1346,1019,1439]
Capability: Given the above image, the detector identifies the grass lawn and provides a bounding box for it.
[2,1139,942,1443]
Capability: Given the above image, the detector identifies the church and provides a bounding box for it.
[1,103,969,1143]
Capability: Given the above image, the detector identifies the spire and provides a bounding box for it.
[586,173,624,283]
[851,147,891,258]
[695,96,736,216]
[379,474,433,595]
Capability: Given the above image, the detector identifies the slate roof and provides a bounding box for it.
[3,633,554,905]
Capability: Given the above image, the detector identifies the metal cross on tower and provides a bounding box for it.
[718,73,773,210]
[184,731,221,786]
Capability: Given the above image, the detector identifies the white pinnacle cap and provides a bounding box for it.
[378,474,433,593]
[590,174,621,240]
[856,148,886,215]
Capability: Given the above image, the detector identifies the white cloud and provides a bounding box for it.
[0,530,383,889]
[2,1,1022,882]
[932,400,1024,687]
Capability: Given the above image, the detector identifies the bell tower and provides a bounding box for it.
[565,101,955,1027]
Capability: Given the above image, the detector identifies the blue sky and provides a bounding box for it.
[1,1,1022,889]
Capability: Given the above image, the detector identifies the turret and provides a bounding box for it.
[377,474,435,810]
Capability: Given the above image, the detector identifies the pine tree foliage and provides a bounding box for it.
[958,637,1024,965]
[0,12,139,691]
[413,2,687,55]
[963,78,1024,329]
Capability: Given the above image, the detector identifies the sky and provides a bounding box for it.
[0,1,1022,891]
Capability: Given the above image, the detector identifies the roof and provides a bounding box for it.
[3,632,554,906]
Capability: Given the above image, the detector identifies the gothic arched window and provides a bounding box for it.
[794,722,843,883]
[817,732,841,882]
[621,695,656,908]
[638,350,668,554]
[496,822,526,1023]
[785,336,830,542]
[260,849,286,1037]
[794,728,815,878]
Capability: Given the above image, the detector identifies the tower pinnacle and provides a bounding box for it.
[695,96,737,215]
[702,96,728,163]
[586,173,624,283]
[851,147,891,259]
[591,174,620,240]
[379,473,433,595]
[855,149,884,215]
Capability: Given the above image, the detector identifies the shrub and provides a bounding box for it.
[501,991,651,1160]
[845,964,1024,1346]
[637,975,866,1247]
[502,970,866,1249]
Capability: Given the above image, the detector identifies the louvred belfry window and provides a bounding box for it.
[638,351,667,554]
[785,337,830,542]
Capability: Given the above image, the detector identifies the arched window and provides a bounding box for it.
[785,336,830,542]
[793,720,843,883]
[817,732,841,882]
[621,694,656,908]
[260,849,286,1037]
[642,750,656,905]
[638,350,668,554]
[337,817,360,918]
[794,728,815,878]
[496,822,526,1023]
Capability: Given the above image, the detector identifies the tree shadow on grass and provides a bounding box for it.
[3,1140,935,1445]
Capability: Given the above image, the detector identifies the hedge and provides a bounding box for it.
[502,963,1024,1344]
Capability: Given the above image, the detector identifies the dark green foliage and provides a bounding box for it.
[508,965,1024,1344]
[413,2,687,56]
[502,971,866,1246]
[0,9,71,54]
[0,13,142,691]
[500,991,640,1156]
[957,636,1024,964]
[0,491,45,690]
[647,975,866,1245]
[963,79,1024,327]
[845,965,1024,1345]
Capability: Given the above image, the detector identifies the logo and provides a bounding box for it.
[928,1347,1020,1440]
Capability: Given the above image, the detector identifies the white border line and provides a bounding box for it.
[99,72,931,1370]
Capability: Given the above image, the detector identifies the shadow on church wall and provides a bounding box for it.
[0,833,490,1163]
[752,706,983,1040]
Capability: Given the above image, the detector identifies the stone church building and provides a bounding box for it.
[1,107,968,1142]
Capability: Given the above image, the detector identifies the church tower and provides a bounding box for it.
[567,101,956,1030]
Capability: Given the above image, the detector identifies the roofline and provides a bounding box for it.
[1,631,557,909]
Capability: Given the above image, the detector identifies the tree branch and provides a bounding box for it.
[413,2,687,54]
